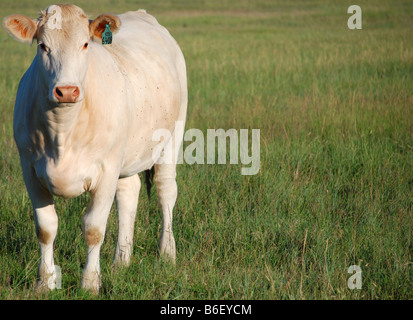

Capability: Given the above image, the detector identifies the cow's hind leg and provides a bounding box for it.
[154,163,177,262]
[113,174,140,267]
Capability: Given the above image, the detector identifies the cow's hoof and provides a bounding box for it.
[36,280,55,293]
[159,235,176,264]
[113,248,132,268]
[37,264,57,291]
[81,270,101,294]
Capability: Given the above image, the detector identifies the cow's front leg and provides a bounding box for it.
[81,175,118,293]
[35,202,59,290]
[21,164,58,290]
[113,174,140,267]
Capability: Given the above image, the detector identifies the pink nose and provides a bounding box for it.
[53,86,80,103]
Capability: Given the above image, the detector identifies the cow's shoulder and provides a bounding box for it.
[13,57,44,151]
[14,58,37,126]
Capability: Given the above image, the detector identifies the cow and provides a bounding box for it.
[3,4,187,293]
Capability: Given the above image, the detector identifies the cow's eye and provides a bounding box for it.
[38,43,49,53]
[83,42,89,50]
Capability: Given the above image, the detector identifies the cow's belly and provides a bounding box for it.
[119,141,158,177]
[119,125,175,177]
[34,156,98,199]
[120,152,155,178]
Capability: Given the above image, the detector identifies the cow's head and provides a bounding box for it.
[3,4,120,104]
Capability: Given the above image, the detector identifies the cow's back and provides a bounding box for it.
[104,10,187,175]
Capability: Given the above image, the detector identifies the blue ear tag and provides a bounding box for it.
[102,24,112,45]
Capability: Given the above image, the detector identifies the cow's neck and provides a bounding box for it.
[43,101,83,161]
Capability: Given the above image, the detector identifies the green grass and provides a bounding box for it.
[0,0,412,299]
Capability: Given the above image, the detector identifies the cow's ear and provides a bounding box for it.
[89,14,121,41]
[3,14,37,44]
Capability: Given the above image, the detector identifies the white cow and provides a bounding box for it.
[3,4,187,293]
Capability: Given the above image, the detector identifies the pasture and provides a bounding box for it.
[0,0,412,299]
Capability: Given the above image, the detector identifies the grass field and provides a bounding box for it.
[0,0,412,300]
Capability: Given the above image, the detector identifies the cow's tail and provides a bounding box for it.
[144,167,155,199]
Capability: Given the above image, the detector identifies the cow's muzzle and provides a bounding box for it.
[53,86,80,103]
